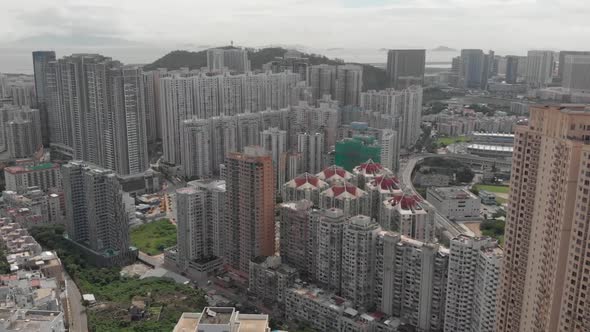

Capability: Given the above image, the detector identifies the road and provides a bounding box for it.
[65,272,88,332]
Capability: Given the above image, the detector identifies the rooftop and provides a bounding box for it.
[467,144,514,152]
[429,187,478,200]
[4,163,59,174]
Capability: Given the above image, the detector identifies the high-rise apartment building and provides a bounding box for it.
[319,182,370,218]
[297,132,324,174]
[315,208,345,292]
[4,163,61,193]
[360,86,423,148]
[279,200,314,277]
[557,51,590,81]
[335,64,363,107]
[5,109,41,159]
[386,49,426,89]
[181,118,211,179]
[207,48,251,73]
[374,231,448,332]
[309,64,337,105]
[365,174,402,220]
[208,115,238,174]
[143,69,166,143]
[496,104,590,332]
[224,147,275,277]
[175,187,209,269]
[32,51,56,146]
[380,193,434,242]
[505,55,520,84]
[525,50,554,88]
[341,215,380,309]
[445,235,502,332]
[236,113,261,151]
[459,49,487,89]
[188,180,227,259]
[380,129,400,172]
[61,161,135,266]
[562,55,590,91]
[260,127,287,191]
[46,54,149,175]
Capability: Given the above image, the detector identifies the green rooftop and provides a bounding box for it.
[27,163,56,171]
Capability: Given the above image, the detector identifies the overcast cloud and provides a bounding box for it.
[1,0,590,52]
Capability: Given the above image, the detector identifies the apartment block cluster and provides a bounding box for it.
[0,218,66,331]
[0,73,35,108]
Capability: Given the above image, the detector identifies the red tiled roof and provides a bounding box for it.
[320,165,347,179]
[331,182,359,197]
[387,193,422,209]
[293,173,320,187]
[358,159,383,175]
[372,175,400,190]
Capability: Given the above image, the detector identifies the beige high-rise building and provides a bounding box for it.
[496,104,590,332]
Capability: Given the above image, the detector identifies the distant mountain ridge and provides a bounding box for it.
[431,46,457,52]
[144,46,388,91]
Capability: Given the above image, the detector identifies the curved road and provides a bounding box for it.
[65,272,88,332]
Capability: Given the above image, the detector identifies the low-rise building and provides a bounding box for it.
[0,309,65,332]
[427,187,481,221]
[173,307,270,332]
[478,190,496,205]
[248,256,298,306]
[466,144,513,159]
[3,163,61,193]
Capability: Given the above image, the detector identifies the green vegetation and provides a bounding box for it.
[30,225,207,332]
[144,47,389,91]
[424,101,448,115]
[130,220,177,256]
[481,219,505,245]
[436,136,471,146]
[468,103,495,116]
[423,87,464,103]
[0,245,10,274]
[413,157,475,185]
[475,184,510,194]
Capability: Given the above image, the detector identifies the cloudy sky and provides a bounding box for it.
[1,0,589,52]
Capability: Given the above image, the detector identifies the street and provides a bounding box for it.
[65,272,88,332]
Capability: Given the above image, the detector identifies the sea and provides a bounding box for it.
[0,46,461,75]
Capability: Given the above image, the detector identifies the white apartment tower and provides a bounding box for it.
[445,235,502,332]
[374,231,448,332]
[181,118,211,179]
[309,64,337,105]
[335,64,363,107]
[315,208,345,292]
[208,115,237,174]
[297,132,325,174]
[260,127,287,191]
[175,187,209,270]
[380,129,400,172]
[341,215,380,309]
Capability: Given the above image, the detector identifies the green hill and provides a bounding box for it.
[144,47,388,91]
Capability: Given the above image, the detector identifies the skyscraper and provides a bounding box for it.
[207,48,251,73]
[3,108,41,159]
[380,129,400,172]
[562,55,590,91]
[260,127,287,191]
[309,64,337,105]
[279,200,314,277]
[315,208,345,292]
[386,49,426,89]
[181,118,211,178]
[459,49,486,89]
[496,104,590,332]
[445,236,502,332]
[557,50,590,81]
[46,54,149,175]
[224,146,275,277]
[143,69,166,143]
[175,187,209,270]
[505,55,520,84]
[297,132,324,174]
[525,50,554,88]
[335,64,363,107]
[61,161,135,266]
[32,51,56,146]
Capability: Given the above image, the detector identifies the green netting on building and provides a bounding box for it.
[335,136,381,171]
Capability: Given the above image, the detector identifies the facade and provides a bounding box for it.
[335,136,381,172]
[352,159,394,189]
[173,307,270,332]
[386,49,426,89]
[478,190,496,205]
[374,231,448,332]
[6,117,38,159]
[426,187,481,221]
[61,161,135,266]
[309,64,337,104]
[224,147,275,277]
[181,118,211,178]
[279,200,314,277]
[319,182,370,218]
[297,132,325,174]
[341,215,380,309]
[142,69,165,143]
[316,165,357,186]
[315,208,345,292]
[445,235,502,332]
[562,55,590,91]
[32,51,56,146]
[380,194,434,242]
[495,104,590,332]
[525,50,554,88]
